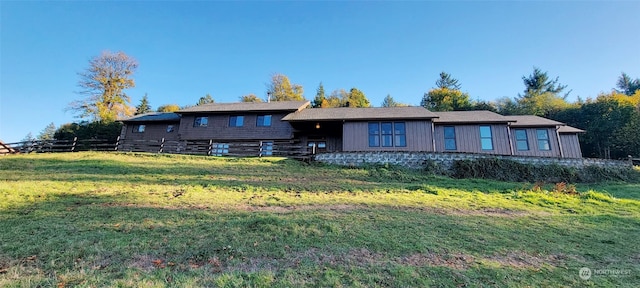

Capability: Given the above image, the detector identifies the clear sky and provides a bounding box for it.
[1,1,639,143]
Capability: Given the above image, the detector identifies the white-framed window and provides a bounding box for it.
[133,125,146,133]
[229,116,244,127]
[515,129,529,151]
[194,117,208,127]
[166,125,175,133]
[537,129,551,151]
[444,126,456,150]
[212,143,229,156]
[256,115,272,127]
[479,125,493,150]
[261,141,273,156]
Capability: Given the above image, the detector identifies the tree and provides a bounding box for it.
[345,88,370,107]
[616,72,640,96]
[325,89,348,108]
[421,88,472,111]
[197,94,215,106]
[157,104,180,112]
[514,67,571,116]
[38,122,56,140]
[435,72,461,90]
[312,82,326,108]
[240,94,263,102]
[267,73,304,101]
[135,93,152,115]
[54,122,123,142]
[421,72,471,111]
[520,67,569,98]
[381,94,408,107]
[69,51,138,122]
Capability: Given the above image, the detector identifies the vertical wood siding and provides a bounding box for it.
[342,121,433,152]
[560,134,582,158]
[434,124,511,155]
[122,123,180,141]
[179,113,293,140]
[510,128,561,157]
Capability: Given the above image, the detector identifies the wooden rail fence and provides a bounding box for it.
[1,137,314,161]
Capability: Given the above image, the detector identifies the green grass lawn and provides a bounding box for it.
[0,152,638,287]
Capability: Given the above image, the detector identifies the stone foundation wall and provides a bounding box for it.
[314,152,632,170]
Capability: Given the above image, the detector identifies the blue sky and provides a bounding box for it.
[1,1,639,143]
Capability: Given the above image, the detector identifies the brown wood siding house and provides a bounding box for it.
[505,115,584,158]
[177,101,310,142]
[558,125,585,158]
[432,111,513,155]
[120,113,181,142]
[283,107,437,152]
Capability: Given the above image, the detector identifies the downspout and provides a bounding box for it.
[430,120,436,152]
[556,125,564,158]
[506,123,514,156]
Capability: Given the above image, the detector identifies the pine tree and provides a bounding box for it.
[381,94,397,107]
[38,122,56,140]
[312,82,326,108]
[135,94,152,115]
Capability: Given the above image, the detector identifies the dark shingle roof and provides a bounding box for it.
[505,115,564,127]
[432,111,513,124]
[558,125,585,133]
[178,101,310,113]
[282,107,438,121]
[121,112,181,123]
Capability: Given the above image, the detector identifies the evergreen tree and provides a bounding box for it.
[135,94,152,115]
[435,72,461,90]
[312,82,327,108]
[38,122,56,140]
[381,94,399,107]
[616,72,640,96]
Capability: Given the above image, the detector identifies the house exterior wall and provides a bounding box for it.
[509,127,561,157]
[434,124,511,155]
[560,134,582,158]
[122,122,180,141]
[342,120,433,152]
[178,113,294,140]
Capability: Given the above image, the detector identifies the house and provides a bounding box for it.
[282,106,438,152]
[118,101,585,158]
[432,111,514,155]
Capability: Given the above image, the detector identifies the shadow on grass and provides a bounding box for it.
[1,191,639,286]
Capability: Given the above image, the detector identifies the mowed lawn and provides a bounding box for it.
[0,152,639,287]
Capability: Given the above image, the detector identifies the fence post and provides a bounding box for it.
[71,137,77,152]
[114,136,120,151]
[159,138,165,153]
[208,139,213,156]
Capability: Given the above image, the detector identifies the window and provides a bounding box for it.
[537,129,551,151]
[394,122,406,147]
[515,129,529,151]
[479,126,493,150]
[261,141,273,156]
[368,122,406,147]
[444,126,456,150]
[166,125,175,133]
[308,141,327,152]
[368,122,380,147]
[194,117,208,127]
[381,122,393,147]
[256,115,272,127]
[229,116,244,127]
[212,143,229,156]
[133,125,145,133]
